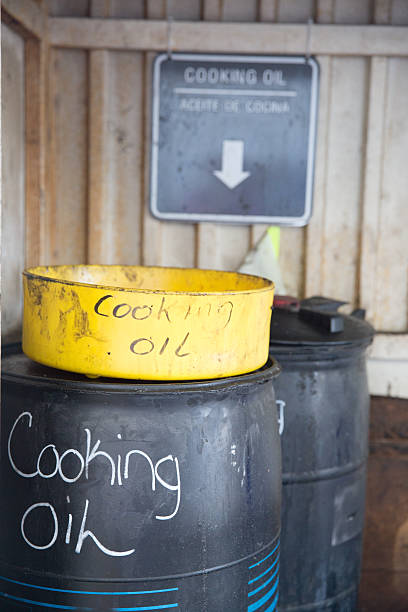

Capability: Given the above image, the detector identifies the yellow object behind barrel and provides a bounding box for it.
[23,265,274,380]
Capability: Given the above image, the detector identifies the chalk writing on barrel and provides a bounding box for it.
[8,411,182,557]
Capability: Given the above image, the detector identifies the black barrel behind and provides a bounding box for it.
[270,297,374,612]
[1,347,281,611]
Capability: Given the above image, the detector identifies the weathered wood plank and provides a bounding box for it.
[46,49,88,263]
[374,0,392,24]
[334,0,373,24]
[46,0,90,17]
[391,0,408,24]
[48,20,408,56]
[1,25,25,340]
[108,51,144,264]
[273,0,309,298]
[2,0,47,39]
[259,0,278,22]
[222,0,257,22]
[142,51,164,266]
[372,57,408,331]
[277,0,314,23]
[304,56,331,296]
[319,57,368,305]
[87,50,113,263]
[165,0,202,20]
[359,57,387,322]
[89,0,145,18]
[24,37,48,267]
[316,0,335,23]
[88,1,144,265]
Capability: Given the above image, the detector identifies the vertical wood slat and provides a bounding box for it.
[391,0,408,23]
[142,51,165,266]
[316,0,335,23]
[273,0,309,297]
[142,0,165,266]
[25,37,47,266]
[88,50,113,263]
[277,0,314,22]
[47,0,89,17]
[88,2,145,264]
[359,57,388,323]
[304,4,335,296]
[259,0,278,22]
[202,0,222,21]
[109,51,144,264]
[374,0,392,23]
[46,49,88,263]
[372,57,408,331]
[1,25,25,340]
[221,0,257,21]
[333,0,374,23]
[304,56,331,296]
[319,56,368,305]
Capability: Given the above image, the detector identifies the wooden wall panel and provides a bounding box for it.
[304,55,330,296]
[371,57,408,331]
[88,3,145,264]
[1,25,25,341]
[319,57,367,305]
[277,0,314,22]
[90,0,145,18]
[47,0,89,17]
[46,49,88,263]
[392,0,408,23]
[333,0,373,23]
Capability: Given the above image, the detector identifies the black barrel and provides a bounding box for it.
[1,346,281,612]
[270,297,375,612]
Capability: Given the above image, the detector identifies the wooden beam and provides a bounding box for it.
[2,0,47,40]
[48,19,408,56]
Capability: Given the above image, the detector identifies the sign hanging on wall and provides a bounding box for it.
[150,53,319,226]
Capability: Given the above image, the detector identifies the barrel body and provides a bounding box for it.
[0,349,281,611]
[273,346,370,611]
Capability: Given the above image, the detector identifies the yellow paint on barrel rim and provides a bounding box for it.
[22,265,274,380]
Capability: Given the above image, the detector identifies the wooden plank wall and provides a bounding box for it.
[2,0,408,343]
[1,25,25,342]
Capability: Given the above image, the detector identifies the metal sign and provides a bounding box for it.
[150,53,319,226]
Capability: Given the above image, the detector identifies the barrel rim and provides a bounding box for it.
[23,264,274,297]
[2,345,281,393]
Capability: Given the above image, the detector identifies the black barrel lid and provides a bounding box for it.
[270,295,375,347]
[2,343,280,392]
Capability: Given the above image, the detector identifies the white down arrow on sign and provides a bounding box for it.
[213,140,251,189]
